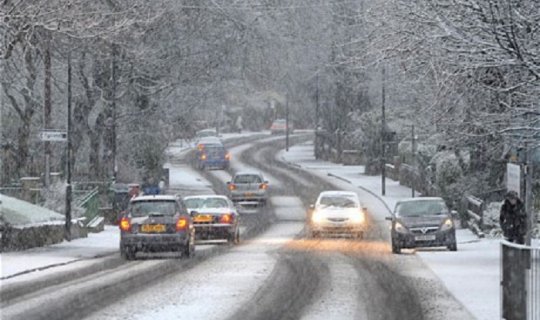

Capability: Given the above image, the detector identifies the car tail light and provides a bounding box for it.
[225,152,231,161]
[220,214,233,224]
[119,217,131,232]
[176,217,188,231]
[259,183,268,190]
[228,183,237,191]
[200,153,207,160]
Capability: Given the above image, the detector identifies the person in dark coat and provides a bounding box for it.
[500,191,527,244]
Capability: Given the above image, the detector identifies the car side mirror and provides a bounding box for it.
[190,210,197,217]
[385,216,393,221]
[264,181,269,184]
[450,210,459,219]
[309,204,315,209]
[226,181,231,185]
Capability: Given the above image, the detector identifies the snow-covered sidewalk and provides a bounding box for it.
[279,141,506,320]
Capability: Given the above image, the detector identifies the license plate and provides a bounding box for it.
[141,224,166,233]
[194,215,213,223]
[415,235,436,241]
[244,192,253,197]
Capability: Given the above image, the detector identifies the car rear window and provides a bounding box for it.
[234,174,262,184]
[185,198,228,209]
[396,200,448,217]
[130,200,177,217]
[318,196,358,208]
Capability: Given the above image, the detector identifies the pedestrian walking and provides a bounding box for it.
[500,191,527,244]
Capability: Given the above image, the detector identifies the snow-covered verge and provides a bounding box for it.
[279,141,540,320]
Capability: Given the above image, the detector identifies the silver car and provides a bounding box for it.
[184,195,240,244]
[119,195,195,260]
[308,191,366,239]
[227,171,268,206]
[386,197,457,253]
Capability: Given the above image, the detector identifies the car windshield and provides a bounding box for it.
[318,196,358,208]
[130,200,177,217]
[396,200,448,217]
[234,174,262,184]
[184,198,229,209]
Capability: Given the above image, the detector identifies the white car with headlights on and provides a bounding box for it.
[308,191,366,239]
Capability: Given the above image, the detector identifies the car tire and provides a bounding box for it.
[121,245,136,260]
[228,229,240,244]
[183,235,195,258]
[447,242,458,252]
[391,239,401,254]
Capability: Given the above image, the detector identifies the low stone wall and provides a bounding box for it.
[0,220,88,252]
[1,223,64,252]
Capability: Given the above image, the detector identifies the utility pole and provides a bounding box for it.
[315,73,320,159]
[65,53,73,241]
[381,65,386,196]
[412,125,416,198]
[44,35,52,188]
[285,90,290,152]
[524,139,533,246]
[111,45,117,181]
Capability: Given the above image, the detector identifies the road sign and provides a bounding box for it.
[39,130,67,142]
[506,163,521,198]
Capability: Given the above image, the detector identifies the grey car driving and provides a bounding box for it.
[387,197,457,254]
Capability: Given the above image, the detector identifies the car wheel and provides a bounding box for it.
[391,239,401,254]
[228,229,240,244]
[447,242,458,251]
[121,245,136,260]
[183,235,195,258]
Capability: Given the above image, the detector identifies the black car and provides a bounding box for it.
[386,197,457,254]
[119,195,195,260]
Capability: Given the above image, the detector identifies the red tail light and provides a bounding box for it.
[259,183,268,190]
[119,217,131,232]
[225,152,231,161]
[220,214,233,224]
[200,153,207,160]
[176,216,188,231]
[228,183,237,191]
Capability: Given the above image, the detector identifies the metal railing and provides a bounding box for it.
[501,241,540,320]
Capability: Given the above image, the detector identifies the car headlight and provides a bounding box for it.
[440,218,454,231]
[394,221,408,233]
[311,211,325,224]
[350,210,365,224]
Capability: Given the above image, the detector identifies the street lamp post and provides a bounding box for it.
[285,90,290,152]
[381,65,386,196]
[65,53,73,241]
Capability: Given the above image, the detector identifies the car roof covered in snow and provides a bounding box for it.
[233,171,263,177]
[396,197,444,204]
[318,190,358,198]
[131,195,178,202]
[183,195,229,201]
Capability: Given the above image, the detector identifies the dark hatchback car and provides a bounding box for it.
[387,197,457,254]
[195,140,230,170]
[119,195,195,260]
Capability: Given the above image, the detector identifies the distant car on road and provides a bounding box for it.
[270,119,294,135]
[227,171,268,206]
[308,191,366,239]
[195,140,230,170]
[386,197,457,253]
[119,195,195,260]
[195,128,218,140]
[184,195,240,244]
